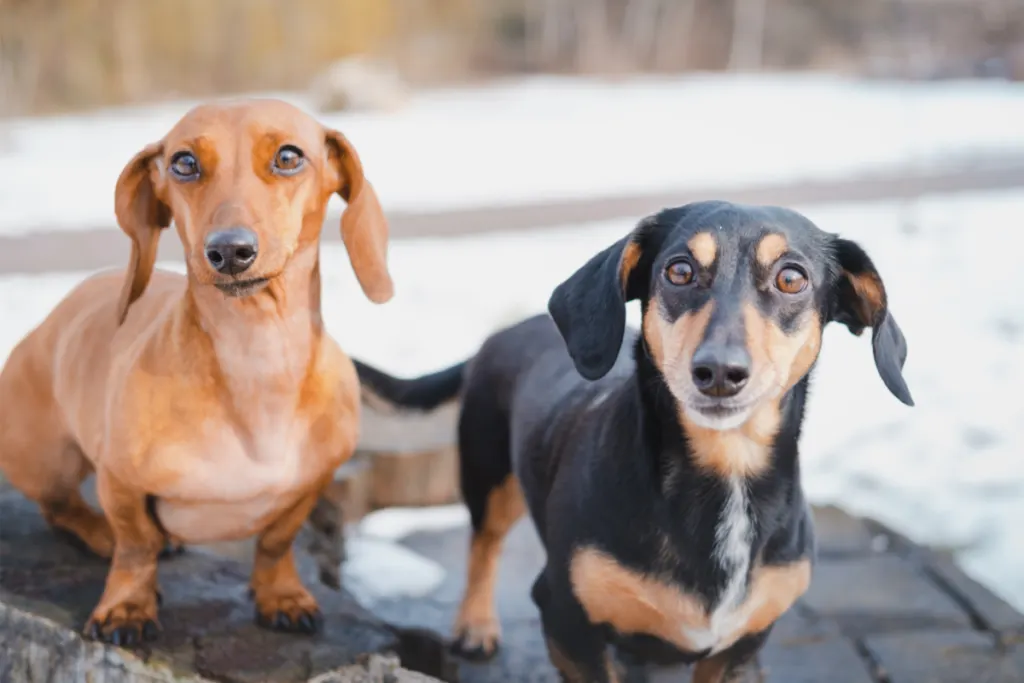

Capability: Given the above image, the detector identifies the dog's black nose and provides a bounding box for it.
[691,344,751,398]
[204,228,258,275]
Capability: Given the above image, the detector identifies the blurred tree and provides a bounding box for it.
[0,0,1019,114]
[728,0,767,71]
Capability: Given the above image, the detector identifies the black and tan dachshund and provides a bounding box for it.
[354,200,914,682]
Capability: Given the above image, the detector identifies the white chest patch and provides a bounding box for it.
[681,476,754,653]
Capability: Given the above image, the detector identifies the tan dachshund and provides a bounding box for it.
[0,99,393,645]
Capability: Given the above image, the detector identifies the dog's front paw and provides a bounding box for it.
[84,597,160,646]
[254,587,323,634]
[451,617,501,661]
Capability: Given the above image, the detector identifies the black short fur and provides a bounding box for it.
[354,358,467,411]
[357,200,913,681]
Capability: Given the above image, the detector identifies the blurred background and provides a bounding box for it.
[0,0,1022,655]
[2,0,1024,113]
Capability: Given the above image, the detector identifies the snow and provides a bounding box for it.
[342,506,468,605]
[357,505,470,542]
[3,73,1024,235]
[342,536,447,605]
[1,188,1021,609]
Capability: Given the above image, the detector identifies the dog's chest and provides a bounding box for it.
[685,476,755,651]
[152,414,325,543]
[573,477,757,655]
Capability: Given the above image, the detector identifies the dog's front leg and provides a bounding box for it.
[533,571,621,683]
[250,481,328,634]
[84,469,165,645]
[691,630,770,683]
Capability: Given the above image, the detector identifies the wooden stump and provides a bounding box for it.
[369,446,460,509]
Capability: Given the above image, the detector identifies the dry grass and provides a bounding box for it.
[0,0,396,114]
[1,0,1021,116]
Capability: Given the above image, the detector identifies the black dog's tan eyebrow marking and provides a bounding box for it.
[755,233,789,268]
[687,232,717,268]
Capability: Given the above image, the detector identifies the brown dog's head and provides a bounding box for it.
[113,98,393,323]
[549,200,913,433]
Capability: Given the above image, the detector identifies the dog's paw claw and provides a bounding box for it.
[450,629,500,661]
[296,611,322,634]
[85,617,160,647]
[255,607,323,635]
[253,586,322,635]
[110,625,135,647]
[142,619,160,641]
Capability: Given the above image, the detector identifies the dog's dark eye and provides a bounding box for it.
[272,145,305,175]
[169,152,200,181]
[776,267,808,294]
[665,260,694,286]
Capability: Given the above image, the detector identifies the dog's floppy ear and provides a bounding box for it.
[830,237,914,406]
[548,216,657,381]
[114,142,171,325]
[325,128,394,304]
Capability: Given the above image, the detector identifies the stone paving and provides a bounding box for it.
[0,486,451,683]
[370,506,1024,683]
[2,482,1023,682]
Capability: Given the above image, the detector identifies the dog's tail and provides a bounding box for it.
[353,357,469,413]
[309,357,470,589]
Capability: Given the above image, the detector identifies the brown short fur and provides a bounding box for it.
[0,98,393,644]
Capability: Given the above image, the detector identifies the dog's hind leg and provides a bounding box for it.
[0,351,114,559]
[39,450,115,559]
[450,387,525,660]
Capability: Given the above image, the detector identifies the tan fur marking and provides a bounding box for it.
[680,304,821,478]
[619,240,643,294]
[843,270,885,328]
[680,405,779,479]
[642,301,714,377]
[571,547,811,658]
[643,297,821,479]
[453,475,526,654]
[755,233,788,268]
[743,303,821,396]
[742,559,812,636]
[571,547,709,652]
[688,232,718,268]
[644,301,776,478]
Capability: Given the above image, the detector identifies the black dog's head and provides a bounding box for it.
[548,200,913,432]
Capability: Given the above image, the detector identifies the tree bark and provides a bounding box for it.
[728,0,767,71]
